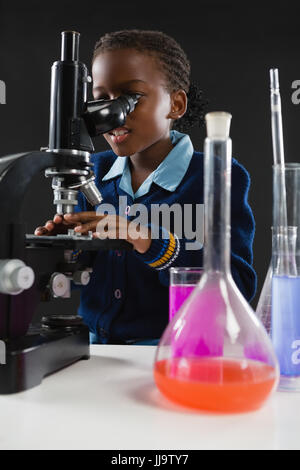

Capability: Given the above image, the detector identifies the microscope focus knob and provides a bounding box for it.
[0,259,35,295]
[50,273,70,298]
[72,270,90,286]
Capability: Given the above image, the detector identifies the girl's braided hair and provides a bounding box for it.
[92,29,207,132]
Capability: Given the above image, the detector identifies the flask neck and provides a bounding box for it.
[203,138,232,274]
[272,226,298,276]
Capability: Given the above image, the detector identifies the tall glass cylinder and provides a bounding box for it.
[153,112,279,413]
[272,163,300,391]
[256,67,286,334]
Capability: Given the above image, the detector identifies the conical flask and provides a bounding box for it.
[154,112,279,413]
[256,226,297,334]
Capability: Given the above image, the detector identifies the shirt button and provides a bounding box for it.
[114,289,122,299]
[125,205,131,215]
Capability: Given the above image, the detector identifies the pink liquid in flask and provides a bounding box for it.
[170,282,225,358]
[169,285,196,321]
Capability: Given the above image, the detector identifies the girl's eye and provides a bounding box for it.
[124,92,144,98]
[95,92,144,101]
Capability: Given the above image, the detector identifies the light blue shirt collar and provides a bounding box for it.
[102,130,194,199]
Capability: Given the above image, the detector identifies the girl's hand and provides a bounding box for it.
[64,212,152,254]
[34,214,79,236]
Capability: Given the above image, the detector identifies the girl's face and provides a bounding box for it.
[92,48,173,157]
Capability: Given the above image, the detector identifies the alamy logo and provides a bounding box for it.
[0,80,6,104]
[0,340,6,365]
[291,339,300,365]
[96,196,204,251]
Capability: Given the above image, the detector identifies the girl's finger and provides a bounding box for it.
[74,220,97,234]
[53,214,63,223]
[34,227,48,235]
[45,221,55,229]
[93,226,127,240]
[64,212,99,223]
[93,230,115,239]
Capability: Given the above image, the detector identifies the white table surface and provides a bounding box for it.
[0,344,299,450]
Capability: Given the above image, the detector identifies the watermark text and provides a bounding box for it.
[95,196,204,251]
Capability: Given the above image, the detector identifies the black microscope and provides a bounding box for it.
[0,31,138,394]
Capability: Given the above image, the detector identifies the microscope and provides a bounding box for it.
[0,31,138,394]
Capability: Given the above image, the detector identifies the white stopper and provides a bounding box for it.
[205,112,232,139]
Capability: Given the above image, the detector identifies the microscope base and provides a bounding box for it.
[0,324,90,394]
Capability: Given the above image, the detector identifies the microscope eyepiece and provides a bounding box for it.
[83,93,141,137]
[61,31,80,61]
[120,93,141,113]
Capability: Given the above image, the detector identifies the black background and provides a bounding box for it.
[1,0,300,311]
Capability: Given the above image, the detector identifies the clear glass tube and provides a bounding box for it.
[257,68,288,333]
[154,112,279,413]
[270,68,285,166]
